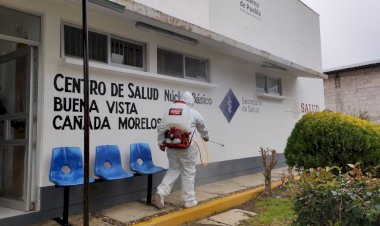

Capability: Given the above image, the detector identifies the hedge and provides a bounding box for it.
[293,167,380,226]
[285,112,380,171]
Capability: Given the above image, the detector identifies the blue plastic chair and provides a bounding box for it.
[130,143,165,174]
[49,147,95,186]
[130,143,165,204]
[95,145,134,180]
[49,147,95,225]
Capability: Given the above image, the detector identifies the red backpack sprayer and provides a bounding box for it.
[160,100,224,166]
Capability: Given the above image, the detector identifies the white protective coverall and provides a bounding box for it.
[156,91,209,206]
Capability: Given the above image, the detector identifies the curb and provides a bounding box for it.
[133,181,283,226]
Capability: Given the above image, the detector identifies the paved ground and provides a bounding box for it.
[196,209,257,226]
[34,167,290,226]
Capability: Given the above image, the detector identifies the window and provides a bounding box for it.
[0,6,41,42]
[256,74,282,95]
[64,25,107,63]
[185,57,208,80]
[111,38,145,69]
[63,24,147,70]
[157,48,209,82]
[157,49,183,78]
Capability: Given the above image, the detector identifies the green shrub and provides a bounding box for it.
[285,112,380,172]
[293,166,380,226]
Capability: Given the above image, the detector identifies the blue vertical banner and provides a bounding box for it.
[219,89,240,123]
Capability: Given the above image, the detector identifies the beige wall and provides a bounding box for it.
[324,66,380,123]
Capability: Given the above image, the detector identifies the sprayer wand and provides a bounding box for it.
[208,140,224,147]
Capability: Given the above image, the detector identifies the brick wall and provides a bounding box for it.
[324,66,380,123]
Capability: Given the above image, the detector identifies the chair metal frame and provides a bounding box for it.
[129,143,165,204]
[49,147,94,226]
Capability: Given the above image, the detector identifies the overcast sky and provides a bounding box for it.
[300,0,380,71]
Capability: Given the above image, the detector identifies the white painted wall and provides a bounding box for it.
[1,0,324,188]
[134,0,322,72]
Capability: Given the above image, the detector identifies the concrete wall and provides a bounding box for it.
[133,0,210,29]
[134,0,322,72]
[324,66,380,123]
[0,0,324,191]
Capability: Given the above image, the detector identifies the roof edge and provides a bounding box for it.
[324,59,380,74]
[115,0,325,79]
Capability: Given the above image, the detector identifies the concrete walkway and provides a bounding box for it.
[35,167,290,226]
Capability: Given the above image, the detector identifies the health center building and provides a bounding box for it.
[0,0,325,224]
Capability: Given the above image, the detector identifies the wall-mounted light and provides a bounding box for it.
[135,22,199,45]
[262,61,287,71]
[89,0,125,13]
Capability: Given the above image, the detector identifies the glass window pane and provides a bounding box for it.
[157,49,183,78]
[89,31,107,63]
[256,74,266,93]
[0,120,4,141]
[111,38,144,68]
[267,77,281,95]
[185,56,208,81]
[64,25,83,58]
[64,25,107,63]
[10,119,26,139]
[0,6,41,42]
[0,52,27,114]
[0,145,26,201]
[0,100,5,115]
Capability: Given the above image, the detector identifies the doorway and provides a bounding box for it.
[0,5,40,212]
[0,39,36,211]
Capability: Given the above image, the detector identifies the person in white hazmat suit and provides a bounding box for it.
[154,91,209,209]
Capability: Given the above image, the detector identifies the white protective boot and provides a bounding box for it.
[184,200,198,208]
[153,192,165,209]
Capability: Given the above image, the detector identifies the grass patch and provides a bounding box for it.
[250,198,295,225]
[241,186,297,226]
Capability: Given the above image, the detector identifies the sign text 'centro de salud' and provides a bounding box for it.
[52,74,213,130]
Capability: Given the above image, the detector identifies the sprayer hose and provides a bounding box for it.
[193,139,209,167]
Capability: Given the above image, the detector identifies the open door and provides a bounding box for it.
[0,41,34,211]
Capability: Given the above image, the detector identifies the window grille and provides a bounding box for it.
[111,38,144,68]
[256,73,282,95]
[157,48,209,82]
[64,25,107,63]
[157,48,183,78]
[185,56,208,81]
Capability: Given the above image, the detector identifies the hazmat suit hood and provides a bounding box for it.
[180,91,195,108]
